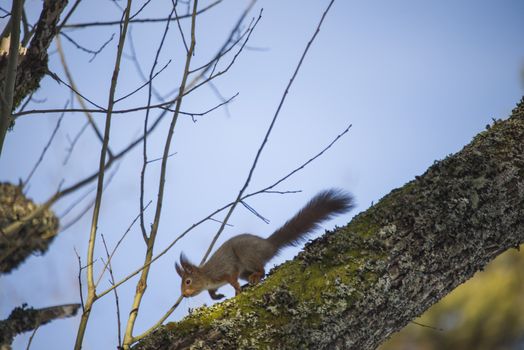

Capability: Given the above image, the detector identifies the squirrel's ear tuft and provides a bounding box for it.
[175,262,184,277]
[179,253,194,274]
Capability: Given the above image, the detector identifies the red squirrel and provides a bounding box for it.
[176,189,354,300]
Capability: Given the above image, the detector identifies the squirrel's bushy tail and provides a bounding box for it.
[267,189,354,253]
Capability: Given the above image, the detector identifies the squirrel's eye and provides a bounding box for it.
[185,278,191,285]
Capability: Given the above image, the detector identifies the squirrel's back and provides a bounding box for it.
[267,189,354,254]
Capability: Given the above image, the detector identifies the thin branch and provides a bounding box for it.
[101,234,123,349]
[95,200,152,288]
[130,0,153,21]
[164,92,238,122]
[23,102,66,188]
[74,247,85,312]
[240,200,270,224]
[187,0,256,75]
[60,31,115,62]
[63,121,89,165]
[62,0,221,28]
[411,320,444,332]
[56,35,110,152]
[21,6,30,46]
[206,80,232,118]
[46,69,106,111]
[56,0,82,33]
[56,162,121,237]
[115,59,171,103]
[125,29,164,102]
[183,11,261,100]
[25,325,39,350]
[145,152,176,164]
[253,124,352,195]
[132,296,183,343]
[173,1,189,54]
[58,186,96,219]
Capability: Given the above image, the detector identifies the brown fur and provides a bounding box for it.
[176,189,354,299]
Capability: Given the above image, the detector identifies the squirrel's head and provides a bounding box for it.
[175,253,204,298]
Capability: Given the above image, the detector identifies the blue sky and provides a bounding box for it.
[1,0,523,348]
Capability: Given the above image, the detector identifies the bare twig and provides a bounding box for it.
[56,35,111,154]
[62,0,221,28]
[411,321,444,332]
[25,325,39,350]
[23,103,67,188]
[95,200,152,287]
[60,31,115,62]
[125,29,164,102]
[173,1,189,54]
[46,69,106,111]
[57,162,121,237]
[56,0,82,33]
[21,7,30,46]
[58,186,96,219]
[145,152,177,164]
[165,92,238,122]
[115,59,171,103]
[73,247,85,312]
[130,0,153,21]
[63,121,89,165]
[101,234,123,349]
[132,296,183,343]
[241,200,270,224]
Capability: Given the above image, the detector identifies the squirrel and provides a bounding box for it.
[176,189,354,300]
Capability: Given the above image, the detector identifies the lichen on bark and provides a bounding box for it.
[134,97,524,350]
[0,182,59,274]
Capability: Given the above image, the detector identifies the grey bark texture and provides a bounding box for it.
[0,0,68,110]
[134,96,524,350]
[0,303,80,349]
[0,183,59,274]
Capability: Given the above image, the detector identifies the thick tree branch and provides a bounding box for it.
[133,98,524,349]
[0,303,80,348]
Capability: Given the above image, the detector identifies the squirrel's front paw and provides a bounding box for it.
[209,290,225,300]
[211,293,225,300]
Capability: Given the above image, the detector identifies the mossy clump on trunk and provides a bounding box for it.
[0,182,58,274]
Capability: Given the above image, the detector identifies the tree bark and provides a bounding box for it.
[0,182,59,274]
[134,97,524,350]
[0,303,80,349]
[0,0,68,110]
